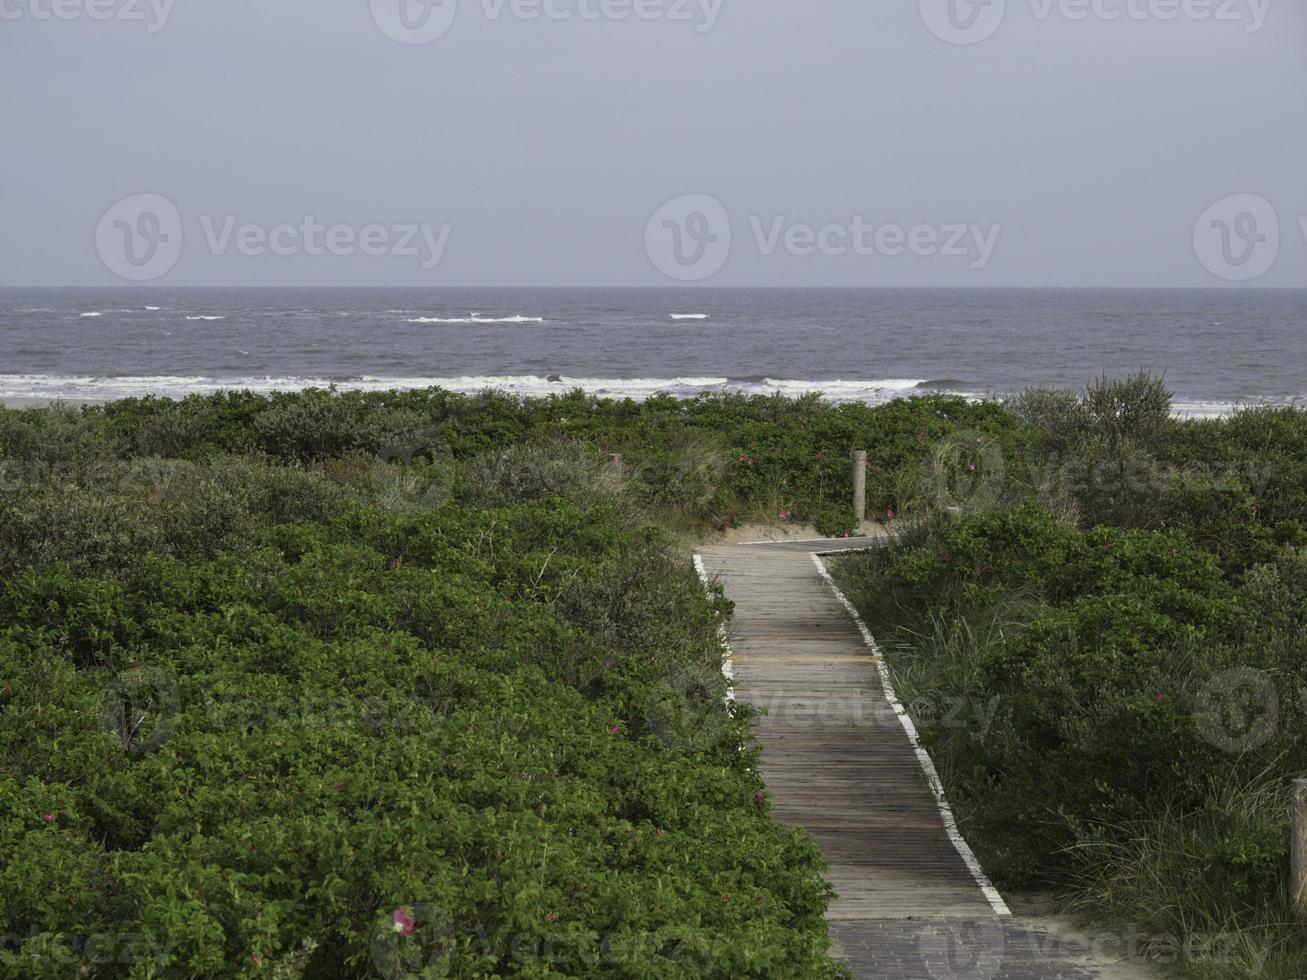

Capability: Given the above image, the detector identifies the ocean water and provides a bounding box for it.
[2,287,1305,416]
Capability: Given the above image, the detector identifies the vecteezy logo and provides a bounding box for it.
[1193,193,1280,282]
[371,0,458,44]
[644,193,731,282]
[370,903,454,978]
[1194,667,1279,753]
[641,667,733,752]
[919,0,1006,45]
[916,907,1006,980]
[929,430,1006,514]
[96,193,183,282]
[99,667,181,757]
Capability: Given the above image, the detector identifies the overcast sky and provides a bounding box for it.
[2,0,1305,287]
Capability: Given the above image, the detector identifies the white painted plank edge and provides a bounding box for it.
[809,553,1012,917]
[692,554,735,704]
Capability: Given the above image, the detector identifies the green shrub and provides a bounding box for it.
[0,437,848,978]
[835,386,1307,978]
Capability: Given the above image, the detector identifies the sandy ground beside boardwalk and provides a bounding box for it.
[704,521,891,546]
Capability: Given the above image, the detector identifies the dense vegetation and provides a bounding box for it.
[2,390,941,978]
[0,385,1020,535]
[6,380,1303,978]
[834,375,1307,979]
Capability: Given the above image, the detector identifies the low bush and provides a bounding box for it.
[834,379,1307,978]
[0,445,848,978]
[2,387,1029,535]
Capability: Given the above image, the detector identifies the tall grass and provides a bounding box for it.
[1065,770,1305,979]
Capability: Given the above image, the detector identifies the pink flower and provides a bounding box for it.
[42,812,54,824]
[778,510,791,521]
[942,554,953,563]
[608,725,621,735]
[753,791,765,806]
[886,509,895,520]
[1155,693,1165,704]
[392,908,416,936]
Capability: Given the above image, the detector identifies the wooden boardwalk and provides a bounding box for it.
[698,539,1159,980]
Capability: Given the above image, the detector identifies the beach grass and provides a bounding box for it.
[832,374,1307,979]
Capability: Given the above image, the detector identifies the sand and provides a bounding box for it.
[703,521,890,546]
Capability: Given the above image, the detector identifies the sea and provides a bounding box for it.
[2,288,1304,417]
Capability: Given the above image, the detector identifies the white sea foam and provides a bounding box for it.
[144,306,162,311]
[0,373,1269,415]
[760,378,937,402]
[1171,400,1297,420]
[0,374,952,405]
[403,315,546,324]
[670,313,710,320]
[79,312,103,318]
[186,315,226,321]
[764,378,927,392]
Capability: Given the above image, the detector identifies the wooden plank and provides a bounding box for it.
[698,539,1161,979]
[700,542,993,927]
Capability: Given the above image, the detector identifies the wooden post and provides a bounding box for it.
[1294,779,1307,914]
[852,450,867,526]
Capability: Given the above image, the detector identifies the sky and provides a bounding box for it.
[1,0,1305,287]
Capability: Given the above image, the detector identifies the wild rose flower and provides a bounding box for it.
[608,725,621,735]
[392,908,416,936]
[42,812,54,824]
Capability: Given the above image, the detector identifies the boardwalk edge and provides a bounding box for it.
[809,553,1013,917]
[692,554,736,704]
